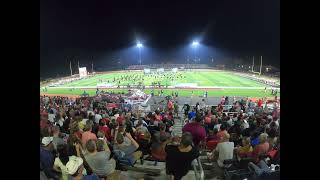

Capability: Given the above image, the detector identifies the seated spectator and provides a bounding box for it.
[81,122,97,148]
[97,131,108,143]
[117,112,125,125]
[236,137,253,158]
[98,119,111,141]
[96,139,106,152]
[206,128,220,142]
[214,119,222,131]
[70,121,82,140]
[151,132,171,161]
[267,129,278,150]
[66,156,100,180]
[252,133,270,164]
[84,139,120,178]
[55,113,65,127]
[216,123,228,141]
[154,122,171,143]
[134,117,148,127]
[113,132,142,165]
[40,114,52,131]
[48,109,56,123]
[135,120,149,134]
[40,136,59,180]
[52,125,65,151]
[67,134,82,157]
[182,114,206,148]
[165,132,200,180]
[136,131,152,156]
[250,131,261,147]
[154,110,162,122]
[94,112,102,124]
[211,133,234,168]
[53,144,71,180]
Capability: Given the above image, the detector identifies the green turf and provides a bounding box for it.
[40,71,280,97]
[59,71,267,87]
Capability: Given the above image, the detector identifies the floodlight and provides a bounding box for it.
[137,43,143,48]
[192,41,199,46]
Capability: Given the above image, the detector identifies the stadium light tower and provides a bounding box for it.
[192,41,199,64]
[136,42,143,65]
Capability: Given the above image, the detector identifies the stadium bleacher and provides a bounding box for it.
[40,93,280,180]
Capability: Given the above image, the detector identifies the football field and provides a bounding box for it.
[40,70,280,97]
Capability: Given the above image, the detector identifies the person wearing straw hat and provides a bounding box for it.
[66,156,99,180]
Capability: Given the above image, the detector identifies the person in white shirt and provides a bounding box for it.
[242,119,250,129]
[213,133,234,168]
[48,109,56,123]
[214,123,221,131]
[226,117,233,126]
[95,113,102,124]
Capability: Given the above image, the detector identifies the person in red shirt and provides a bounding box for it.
[252,133,270,164]
[182,115,206,148]
[154,110,162,122]
[98,119,111,141]
[257,99,263,108]
[116,112,125,125]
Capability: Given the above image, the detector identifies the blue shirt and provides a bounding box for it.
[68,174,100,180]
[40,146,54,169]
[251,137,260,147]
[188,111,196,120]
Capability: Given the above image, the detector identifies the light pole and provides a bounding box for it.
[137,42,143,65]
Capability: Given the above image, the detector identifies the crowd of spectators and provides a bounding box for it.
[40,94,280,180]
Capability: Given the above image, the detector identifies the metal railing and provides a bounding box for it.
[192,158,204,180]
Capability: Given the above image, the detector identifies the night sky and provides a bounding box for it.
[40,0,279,78]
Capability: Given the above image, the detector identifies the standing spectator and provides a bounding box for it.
[188,109,196,120]
[182,115,206,148]
[165,132,199,180]
[81,123,97,148]
[182,103,190,119]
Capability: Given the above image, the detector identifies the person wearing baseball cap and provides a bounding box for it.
[66,156,99,180]
[40,136,59,179]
